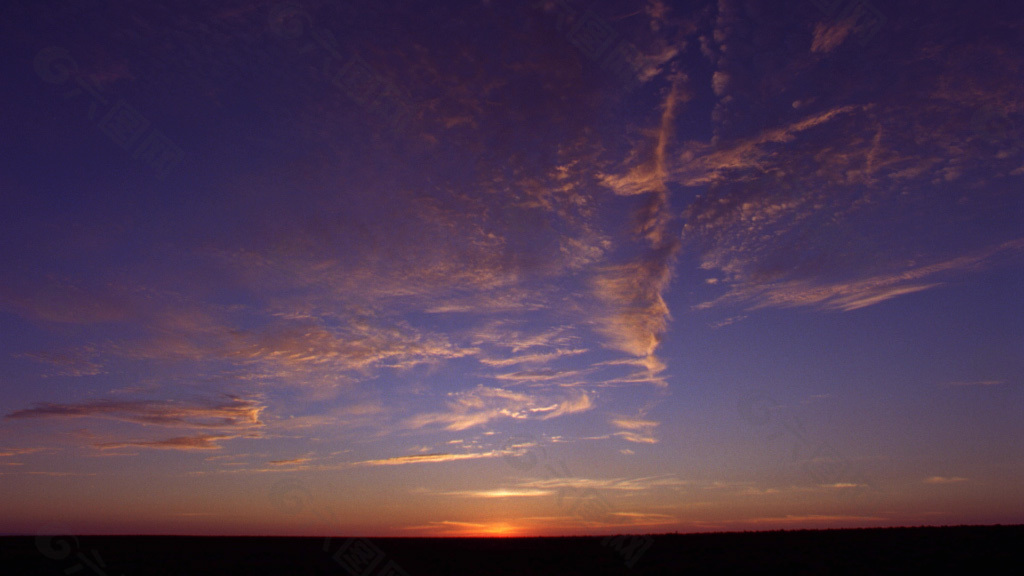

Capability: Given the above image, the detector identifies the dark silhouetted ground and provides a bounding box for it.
[2,525,1021,575]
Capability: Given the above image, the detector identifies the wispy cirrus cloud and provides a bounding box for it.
[611,416,660,444]
[592,250,676,360]
[16,350,104,377]
[267,457,314,467]
[5,396,265,429]
[0,279,134,325]
[440,488,555,498]
[518,474,686,492]
[479,348,588,367]
[742,514,888,525]
[236,317,478,378]
[491,367,587,384]
[405,385,594,431]
[678,0,1024,324]
[942,380,1007,388]
[694,239,1024,312]
[353,451,501,467]
[94,434,243,452]
[0,447,48,458]
[811,19,855,54]
[923,476,969,484]
[591,78,686,376]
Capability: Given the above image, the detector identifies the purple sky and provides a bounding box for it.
[1,0,1022,536]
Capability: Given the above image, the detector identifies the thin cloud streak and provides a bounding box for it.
[94,434,242,452]
[695,239,1024,312]
[353,451,501,467]
[5,397,266,429]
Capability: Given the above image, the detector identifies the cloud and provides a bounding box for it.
[695,239,1024,312]
[491,367,587,384]
[675,105,864,186]
[5,396,265,429]
[539,392,593,419]
[590,79,686,375]
[679,7,1024,320]
[405,385,593,431]
[811,20,854,53]
[17,351,104,377]
[592,250,676,359]
[400,520,524,536]
[742,515,887,525]
[95,434,239,451]
[519,474,686,492]
[441,488,554,498]
[606,511,678,525]
[711,71,730,96]
[610,418,660,430]
[0,447,48,458]
[595,356,669,388]
[268,457,313,466]
[236,317,477,376]
[613,432,659,444]
[943,380,1007,388]
[405,386,534,431]
[353,451,501,467]
[709,315,746,328]
[0,280,133,325]
[923,476,969,484]
[471,325,580,354]
[611,416,659,443]
[479,348,588,367]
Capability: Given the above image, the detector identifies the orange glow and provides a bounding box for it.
[474,522,522,537]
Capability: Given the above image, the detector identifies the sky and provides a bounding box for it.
[0,0,1022,538]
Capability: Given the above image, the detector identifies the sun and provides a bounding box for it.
[473,522,522,537]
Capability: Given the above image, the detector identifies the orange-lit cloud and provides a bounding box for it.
[923,476,969,484]
[811,19,854,53]
[442,488,555,498]
[95,434,240,451]
[610,415,660,444]
[353,451,501,467]
[694,239,1024,312]
[6,396,265,429]
[405,385,594,431]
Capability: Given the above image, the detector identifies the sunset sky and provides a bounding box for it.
[1,0,1022,537]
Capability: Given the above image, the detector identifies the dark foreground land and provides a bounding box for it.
[2,525,1022,575]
